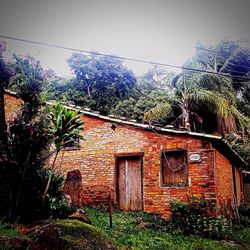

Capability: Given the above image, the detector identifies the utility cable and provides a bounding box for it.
[0,34,250,81]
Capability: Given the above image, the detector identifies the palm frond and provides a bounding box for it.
[144,102,172,123]
[230,106,250,132]
[190,89,230,118]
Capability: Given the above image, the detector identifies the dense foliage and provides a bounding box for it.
[169,199,232,239]
[146,40,250,134]
[0,55,51,221]
[112,90,174,123]
[0,55,75,222]
[112,66,176,123]
[50,53,137,115]
[44,54,137,114]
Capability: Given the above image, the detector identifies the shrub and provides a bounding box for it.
[0,55,77,223]
[205,217,231,239]
[38,168,72,219]
[238,204,250,226]
[169,198,232,239]
[238,203,250,217]
[47,195,69,218]
[0,55,52,222]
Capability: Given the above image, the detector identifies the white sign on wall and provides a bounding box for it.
[189,153,202,163]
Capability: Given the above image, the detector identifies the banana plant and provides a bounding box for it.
[43,103,84,203]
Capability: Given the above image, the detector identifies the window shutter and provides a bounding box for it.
[161,150,187,186]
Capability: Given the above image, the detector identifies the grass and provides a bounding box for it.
[0,221,19,237]
[84,207,249,250]
[234,227,250,246]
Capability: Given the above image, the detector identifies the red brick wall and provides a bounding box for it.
[4,93,22,122]
[215,151,233,213]
[57,115,220,217]
[143,143,217,217]
[215,151,242,214]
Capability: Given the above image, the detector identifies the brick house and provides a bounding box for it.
[4,90,247,218]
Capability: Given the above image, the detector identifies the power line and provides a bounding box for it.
[195,46,250,76]
[0,34,250,82]
[2,1,250,74]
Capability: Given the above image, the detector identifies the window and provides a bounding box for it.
[63,138,81,151]
[161,149,187,187]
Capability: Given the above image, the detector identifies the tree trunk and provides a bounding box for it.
[86,83,91,98]
[181,106,190,131]
[181,72,191,131]
[183,109,190,130]
[43,151,59,204]
[14,151,31,213]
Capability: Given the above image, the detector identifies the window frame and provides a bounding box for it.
[160,148,188,187]
[62,138,81,151]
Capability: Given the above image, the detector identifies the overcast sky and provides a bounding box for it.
[0,0,249,76]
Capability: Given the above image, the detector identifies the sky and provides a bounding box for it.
[0,0,249,76]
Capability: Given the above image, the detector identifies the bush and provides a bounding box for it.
[47,195,69,218]
[169,198,232,239]
[238,204,250,226]
[38,168,71,219]
[0,55,52,222]
[0,55,75,223]
[238,203,250,217]
[205,217,231,239]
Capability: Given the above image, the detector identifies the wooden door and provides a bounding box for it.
[117,156,142,211]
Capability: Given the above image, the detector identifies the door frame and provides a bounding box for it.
[114,152,144,211]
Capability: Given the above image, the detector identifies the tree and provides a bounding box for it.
[0,41,15,147]
[191,39,250,117]
[43,103,84,203]
[138,65,176,92]
[155,39,250,135]
[0,55,52,221]
[112,90,173,123]
[9,54,46,121]
[43,76,95,108]
[67,53,136,114]
[112,66,176,123]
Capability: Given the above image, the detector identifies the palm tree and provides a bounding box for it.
[195,39,250,95]
[145,73,249,135]
[43,103,84,202]
[146,40,250,135]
